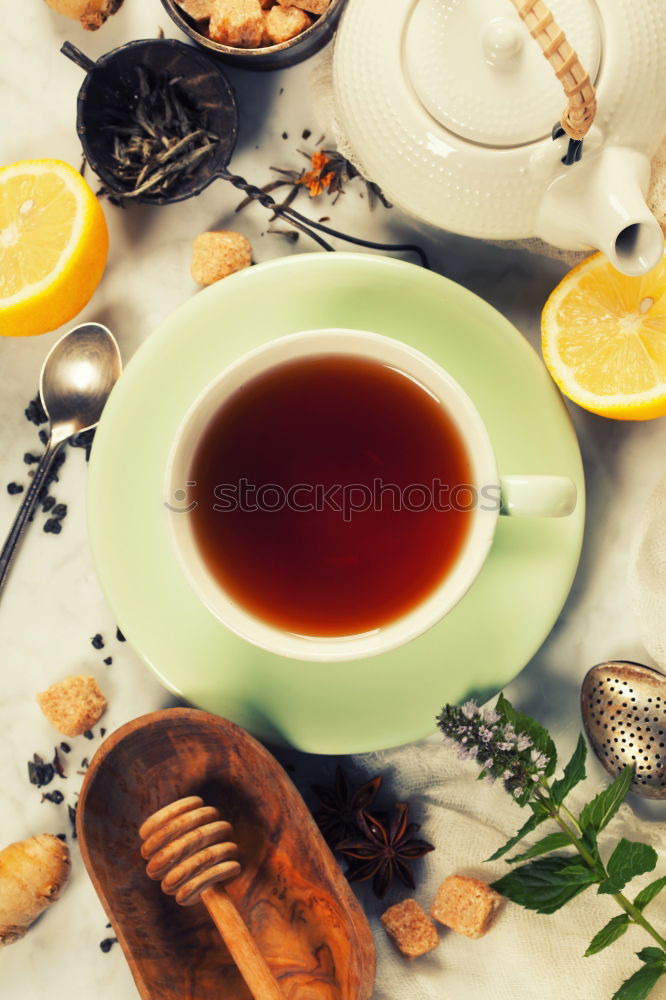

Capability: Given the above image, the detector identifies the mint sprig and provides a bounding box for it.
[437,695,666,1000]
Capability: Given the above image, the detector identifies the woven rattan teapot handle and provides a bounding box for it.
[509,0,596,142]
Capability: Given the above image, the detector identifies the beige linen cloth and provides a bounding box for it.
[347,742,666,1000]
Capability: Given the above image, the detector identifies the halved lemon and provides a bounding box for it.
[542,246,666,419]
[0,159,108,337]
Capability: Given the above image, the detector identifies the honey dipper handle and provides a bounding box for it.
[200,886,285,1000]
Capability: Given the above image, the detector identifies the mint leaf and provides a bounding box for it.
[598,840,658,895]
[585,914,630,956]
[492,855,599,914]
[637,948,666,966]
[612,963,666,1000]
[495,694,557,777]
[580,766,634,834]
[485,809,550,863]
[634,877,666,913]
[580,823,603,868]
[560,862,601,880]
[507,832,572,863]
[551,734,587,806]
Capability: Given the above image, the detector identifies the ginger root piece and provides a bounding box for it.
[43,0,124,30]
[191,231,252,285]
[37,674,107,738]
[209,0,264,47]
[0,835,71,945]
[264,3,311,43]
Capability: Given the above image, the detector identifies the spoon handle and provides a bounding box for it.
[0,441,65,599]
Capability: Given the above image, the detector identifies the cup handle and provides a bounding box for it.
[500,475,577,517]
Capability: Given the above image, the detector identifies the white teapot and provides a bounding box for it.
[333,0,666,275]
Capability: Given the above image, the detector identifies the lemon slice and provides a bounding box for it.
[541,247,666,419]
[0,159,108,337]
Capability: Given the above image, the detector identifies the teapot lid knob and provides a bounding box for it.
[483,18,523,69]
[404,0,600,148]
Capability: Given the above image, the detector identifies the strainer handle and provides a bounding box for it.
[61,41,97,74]
[509,0,597,143]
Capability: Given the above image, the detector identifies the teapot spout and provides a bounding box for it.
[536,147,664,276]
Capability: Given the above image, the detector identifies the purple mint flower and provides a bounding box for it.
[462,700,479,720]
[516,734,532,752]
[483,708,501,725]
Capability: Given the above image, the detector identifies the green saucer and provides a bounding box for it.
[88,253,584,754]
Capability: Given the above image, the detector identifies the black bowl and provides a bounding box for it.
[70,38,239,205]
[160,0,346,70]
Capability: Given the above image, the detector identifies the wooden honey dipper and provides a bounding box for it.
[139,795,285,1000]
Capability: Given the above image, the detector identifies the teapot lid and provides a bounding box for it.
[405,0,601,147]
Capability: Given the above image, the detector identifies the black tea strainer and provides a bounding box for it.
[62,38,428,264]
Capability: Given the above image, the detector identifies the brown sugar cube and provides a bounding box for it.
[277,0,329,14]
[175,0,214,20]
[191,231,252,286]
[37,675,107,738]
[381,899,439,958]
[209,0,264,47]
[264,4,311,43]
[430,875,502,939]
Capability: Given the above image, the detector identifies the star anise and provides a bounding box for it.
[311,766,383,849]
[337,802,435,899]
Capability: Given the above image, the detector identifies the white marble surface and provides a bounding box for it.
[3,3,666,999]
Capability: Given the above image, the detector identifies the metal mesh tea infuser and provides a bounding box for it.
[581,661,666,799]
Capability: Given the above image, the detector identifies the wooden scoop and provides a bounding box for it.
[139,796,285,1000]
[76,708,375,1000]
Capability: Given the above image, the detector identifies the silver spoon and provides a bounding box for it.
[581,660,666,799]
[0,322,122,597]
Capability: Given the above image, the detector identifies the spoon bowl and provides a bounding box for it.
[0,321,121,598]
[41,322,122,442]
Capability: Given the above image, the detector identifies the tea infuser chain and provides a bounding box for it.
[511,0,597,165]
[220,169,430,268]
